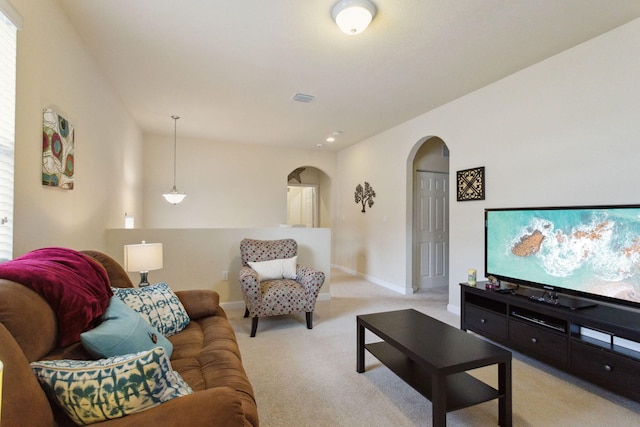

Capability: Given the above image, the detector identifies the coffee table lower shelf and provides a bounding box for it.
[366,341,502,412]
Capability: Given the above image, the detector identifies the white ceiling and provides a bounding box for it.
[58,0,640,151]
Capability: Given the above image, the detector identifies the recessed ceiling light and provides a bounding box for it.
[326,130,342,142]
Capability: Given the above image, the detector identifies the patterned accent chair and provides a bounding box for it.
[239,238,325,337]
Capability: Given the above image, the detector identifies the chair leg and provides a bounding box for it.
[250,317,259,337]
[306,312,313,329]
[244,307,249,318]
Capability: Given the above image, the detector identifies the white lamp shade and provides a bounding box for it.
[332,0,377,35]
[162,189,186,205]
[124,242,163,272]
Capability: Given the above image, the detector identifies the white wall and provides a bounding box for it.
[142,133,336,229]
[106,227,331,304]
[12,0,143,255]
[334,18,640,309]
[335,133,410,293]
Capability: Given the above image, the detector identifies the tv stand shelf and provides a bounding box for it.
[460,282,640,402]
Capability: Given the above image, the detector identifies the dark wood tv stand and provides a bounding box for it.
[460,282,640,402]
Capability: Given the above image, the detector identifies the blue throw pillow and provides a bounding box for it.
[81,297,173,358]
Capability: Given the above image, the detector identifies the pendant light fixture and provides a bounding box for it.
[332,0,377,35]
[162,115,186,204]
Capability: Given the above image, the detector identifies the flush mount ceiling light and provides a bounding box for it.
[162,115,186,205]
[332,0,377,35]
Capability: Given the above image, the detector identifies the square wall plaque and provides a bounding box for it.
[457,166,485,201]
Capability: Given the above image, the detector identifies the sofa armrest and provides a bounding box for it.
[92,387,253,427]
[175,290,219,320]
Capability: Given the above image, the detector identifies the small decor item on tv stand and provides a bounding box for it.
[486,275,500,290]
[467,269,477,286]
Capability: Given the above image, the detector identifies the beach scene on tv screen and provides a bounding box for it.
[486,208,640,304]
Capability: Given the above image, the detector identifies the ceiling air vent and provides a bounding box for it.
[291,93,316,103]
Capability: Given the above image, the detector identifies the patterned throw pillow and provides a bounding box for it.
[31,347,193,425]
[112,283,190,336]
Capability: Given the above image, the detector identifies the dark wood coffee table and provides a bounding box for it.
[357,309,512,426]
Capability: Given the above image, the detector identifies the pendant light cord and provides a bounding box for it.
[162,115,186,204]
[171,115,180,188]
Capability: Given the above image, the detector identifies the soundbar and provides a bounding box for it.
[510,310,566,333]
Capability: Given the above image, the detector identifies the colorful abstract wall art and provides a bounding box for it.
[42,108,74,189]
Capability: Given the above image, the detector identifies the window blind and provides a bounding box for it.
[0,5,18,262]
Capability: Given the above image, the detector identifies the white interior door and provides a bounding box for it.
[301,187,314,227]
[287,185,318,227]
[415,171,449,289]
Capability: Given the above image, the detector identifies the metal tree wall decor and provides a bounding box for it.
[355,182,376,212]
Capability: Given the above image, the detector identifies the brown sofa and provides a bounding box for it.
[0,250,258,427]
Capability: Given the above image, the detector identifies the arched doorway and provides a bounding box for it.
[408,137,450,291]
[286,166,331,228]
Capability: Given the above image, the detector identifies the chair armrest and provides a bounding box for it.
[239,266,261,306]
[92,386,252,427]
[296,265,325,296]
[175,290,219,320]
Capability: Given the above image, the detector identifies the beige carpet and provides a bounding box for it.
[226,269,640,426]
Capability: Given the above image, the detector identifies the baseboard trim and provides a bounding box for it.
[221,300,246,311]
[332,264,412,295]
[447,303,461,316]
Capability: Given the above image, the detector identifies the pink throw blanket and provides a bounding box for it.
[0,247,112,347]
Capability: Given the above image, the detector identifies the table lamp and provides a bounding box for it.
[124,241,163,287]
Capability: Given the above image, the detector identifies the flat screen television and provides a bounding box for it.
[485,205,640,310]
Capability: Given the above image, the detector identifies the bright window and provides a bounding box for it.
[0,1,21,262]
